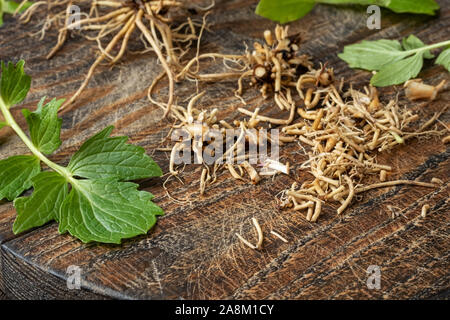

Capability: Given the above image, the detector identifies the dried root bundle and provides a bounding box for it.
[19,0,214,113]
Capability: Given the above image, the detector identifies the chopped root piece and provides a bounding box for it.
[158,24,445,223]
[278,76,444,221]
[310,200,322,222]
[178,24,314,114]
[226,164,244,180]
[252,218,264,249]
[294,201,314,211]
[380,170,387,182]
[306,206,313,221]
[263,159,290,175]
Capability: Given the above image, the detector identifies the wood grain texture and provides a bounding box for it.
[0,0,449,299]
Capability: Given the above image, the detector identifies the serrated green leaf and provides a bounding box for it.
[13,171,68,234]
[255,0,315,24]
[387,0,439,15]
[338,39,407,71]
[436,48,450,72]
[68,126,162,180]
[371,53,423,87]
[58,179,163,244]
[0,60,31,108]
[402,35,434,59]
[22,97,64,155]
[0,155,40,201]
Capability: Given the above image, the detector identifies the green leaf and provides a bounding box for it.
[0,155,40,201]
[370,53,423,87]
[0,121,7,129]
[0,60,31,108]
[68,126,162,180]
[13,171,68,234]
[0,1,3,26]
[255,0,316,24]
[58,179,163,244]
[255,0,439,24]
[0,59,165,244]
[387,0,439,15]
[338,39,407,71]
[436,48,450,72]
[340,36,450,87]
[402,35,434,59]
[22,97,64,155]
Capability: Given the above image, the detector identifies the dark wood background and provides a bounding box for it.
[0,0,449,299]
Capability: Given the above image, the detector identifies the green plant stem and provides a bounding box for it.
[0,96,74,182]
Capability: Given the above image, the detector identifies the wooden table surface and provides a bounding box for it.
[0,0,449,300]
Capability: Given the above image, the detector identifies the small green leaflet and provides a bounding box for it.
[22,97,64,155]
[339,36,450,86]
[0,60,164,244]
[255,0,440,24]
[0,121,6,129]
[0,155,40,201]
[436,48,450,72]
[0,60,31,107]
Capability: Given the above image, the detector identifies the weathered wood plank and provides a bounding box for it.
[0,0,449,299]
